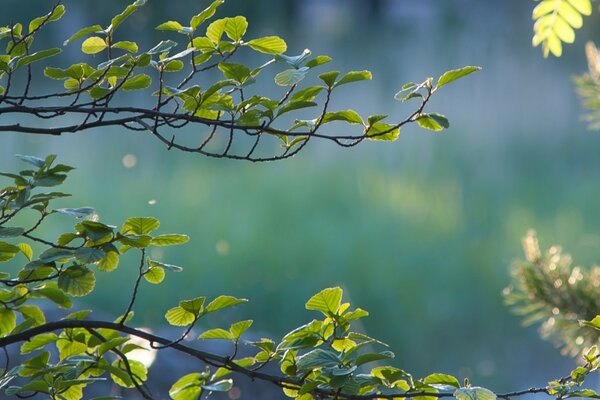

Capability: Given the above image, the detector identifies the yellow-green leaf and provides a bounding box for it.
[81,36,107,55]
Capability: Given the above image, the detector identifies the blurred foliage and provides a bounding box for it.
[505,230,600,357]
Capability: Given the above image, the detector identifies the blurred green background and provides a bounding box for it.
[2,0,600,393]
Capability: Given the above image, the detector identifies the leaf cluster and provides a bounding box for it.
[0,1,478,161]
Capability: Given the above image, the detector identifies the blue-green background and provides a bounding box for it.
[2,0,600,393]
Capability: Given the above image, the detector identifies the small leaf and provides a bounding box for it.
[0,308,16,336]
[112,41,139,53]
[321,110,364,125]
[63,25,103,46]
[180,297,205,315]
[224,16,248,42]
[199,328,233,340]
[110,0,147,33]
[230,320,253,339]
[205,295,247,313]
[16,154,45,168]
[416,113,449,132]
[454,387,497,400]
[365,122,400,141]
[0,227,24,238]
[156,21,184,32]
[247,36,287,54]
[202,379,233,392]
[55,207,96,219]
[319,71,340,87]
[28,5,65,33]
[58,266,96,297]
[305,55,332,69]
[305,287,343,316]
[16,48,61,68]
[275,67,309,86]
[169,372,203,400]
[81,36,108,55]
[144,265,165,284]
[165,306,196,326]
[424,373,460,388]
[121,74,152,91]
[17,243,33,261]
[151,234,189,246]
[21,333,58,354]
[147,40,178,55]
[122,217,160,235]
[436,66,480,89]
[218,62,251,83]
[190,0,225,31]
[334,70,372,87]
[148,259,183,272]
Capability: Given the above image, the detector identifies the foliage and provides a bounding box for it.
[531,0,592,57]
[0,155,599,399]
[504,230,600,357]
[0,0,478,162]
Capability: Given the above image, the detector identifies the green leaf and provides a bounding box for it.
[582,315,600,330]
[39,247,74,263]
[110,0,147,33]
[190,0,225,31]
[0,227,24,238]
[122,217,160,235]
[290,86,323,102]
[247,36,287,54]
[0,308,16,336]
[58,266,96,297]
[33,284,72,308]
[156,21,184,32]
[55,207,96,219]
[306,55,332,69]
[319,71,340,87]
[169,372,203,400]
[16,154,45,167]
[163,60,184,72]
[165,306,196,326]
[230,320,253,339]
[151,234,189,246]
[0,241,21,262]
[202,379,233,392]
[322,110,364,125]
[275,67,309,87]
[296,348,340,370]
[206,18,227,44]
[218,62,251,83]
[436,66,480,89]
[180,297,206,315]
[454,387,497,400]
[365,122,400,141]
[334,70,372,87]
[199,328,233,340]
[122,74,152,91]
[63,25,103,46]
[205,295,248,313]
[17,243,33,261]
[110,359,147,388]
[277,101,317,117]
[224,16,248,42]
[81,36,108,55]
[416,113,449,132]
[148,259,183,272]
[305,287,343,315]
[144,265,165,284]
[355,351,394,366]
[112,41,139,53]
[75,247,106,264]
[16,48,61,68]
[21,333,58,354]
[18,305,45,325]
[28,5,65,33]
[424,373,460,388]
[147,40,178,55]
